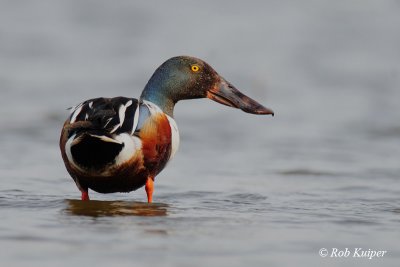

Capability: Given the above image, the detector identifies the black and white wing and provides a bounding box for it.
[68,97,140,135]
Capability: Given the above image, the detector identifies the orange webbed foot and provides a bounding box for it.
[145,177,154,203]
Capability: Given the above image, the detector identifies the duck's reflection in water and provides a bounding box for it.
[64,199,168,217]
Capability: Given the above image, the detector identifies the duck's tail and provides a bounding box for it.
[69,130,124,170]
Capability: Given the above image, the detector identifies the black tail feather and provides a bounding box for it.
[71,133,124,170]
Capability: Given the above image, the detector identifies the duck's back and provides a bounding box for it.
[59,97,179,193]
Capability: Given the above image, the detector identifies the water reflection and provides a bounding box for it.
[392,208,400,214]
[64,200,168,217]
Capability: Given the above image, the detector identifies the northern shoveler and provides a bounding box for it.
[60,56,274,203]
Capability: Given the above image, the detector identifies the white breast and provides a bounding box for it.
[142,100,180,159]
[167,115,180,159]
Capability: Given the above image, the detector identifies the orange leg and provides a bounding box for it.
[81,191,90,201]
[145,177,154,203]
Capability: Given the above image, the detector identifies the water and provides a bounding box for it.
[1,1,400,266]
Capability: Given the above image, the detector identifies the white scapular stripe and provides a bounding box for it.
[111,100,132,133]
[65,134,84,171]
[110,124,120,133]
[70,103,83,123]
[119,100,132,127]
[88,134,123,144]
[104,117,113,128]
[131,104,140,134]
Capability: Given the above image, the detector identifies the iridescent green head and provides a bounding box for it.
[140,56,274,117]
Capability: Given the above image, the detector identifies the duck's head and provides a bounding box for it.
[140,56,274,117]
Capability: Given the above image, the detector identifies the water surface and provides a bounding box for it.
[1,1,400,266]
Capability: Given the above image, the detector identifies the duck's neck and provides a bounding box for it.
[140,75,176,117]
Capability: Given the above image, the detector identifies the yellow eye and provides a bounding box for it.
[191,65,200,72]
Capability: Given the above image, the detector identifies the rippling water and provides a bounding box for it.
[1,1,400,266]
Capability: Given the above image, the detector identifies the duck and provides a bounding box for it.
[59,56,274,203]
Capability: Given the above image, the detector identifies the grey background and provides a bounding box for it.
[0,1,399,266]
